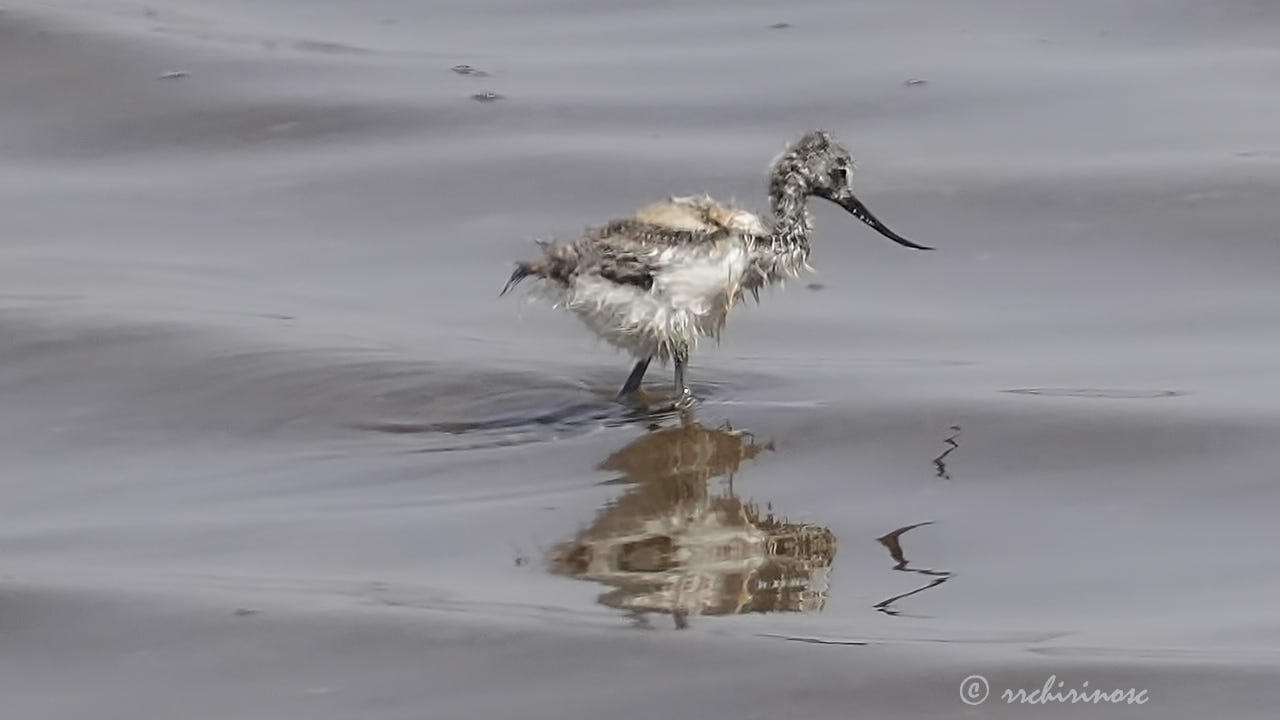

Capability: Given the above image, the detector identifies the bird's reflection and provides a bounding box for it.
[874,521,952,616]
[932,425,961,480]
[551,411,837,628]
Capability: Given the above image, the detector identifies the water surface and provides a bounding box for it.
[3,1,1280,718]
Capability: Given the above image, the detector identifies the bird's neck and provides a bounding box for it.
[768,176,813,248]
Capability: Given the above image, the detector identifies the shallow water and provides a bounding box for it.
[3,1,1280,718]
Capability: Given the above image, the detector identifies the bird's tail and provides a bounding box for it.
[500,261,536,296]
[500,242,578,296]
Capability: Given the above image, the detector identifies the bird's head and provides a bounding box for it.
[772,130,931,250]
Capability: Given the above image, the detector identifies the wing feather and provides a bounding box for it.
[566,196,770,291]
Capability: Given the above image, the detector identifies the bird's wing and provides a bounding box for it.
[633,196,770,237]
[576,196,768,291]
[578,228,667,290]
[631,198,722,234]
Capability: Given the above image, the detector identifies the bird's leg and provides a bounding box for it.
[673,348,691,402]
[617,356,651,398]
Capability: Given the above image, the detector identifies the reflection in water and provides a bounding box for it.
[551,412,837,628]
[932,424,961,480]
[874,521,952,616]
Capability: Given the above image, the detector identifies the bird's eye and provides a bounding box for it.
[831,165,851,186]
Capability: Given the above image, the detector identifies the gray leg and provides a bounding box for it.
[618,356,651,397]
[673,349,691,400]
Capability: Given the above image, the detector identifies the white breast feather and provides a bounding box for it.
[656,244,747,316]
[562,242,751,360]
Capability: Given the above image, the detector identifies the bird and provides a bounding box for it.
[501,129,931,402]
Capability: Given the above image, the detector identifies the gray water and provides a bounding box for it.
[3,1,1280,718]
